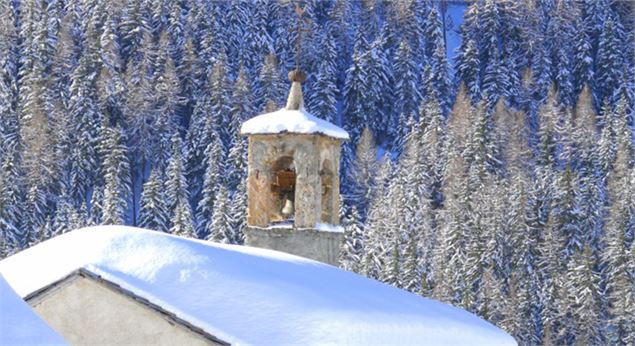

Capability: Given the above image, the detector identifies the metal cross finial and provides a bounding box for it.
[293,1,311,71]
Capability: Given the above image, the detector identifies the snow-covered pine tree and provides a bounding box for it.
[481,46,504,108]
[602,97,635,345]
[548,0,576,108]
[166,134,194,237]
[402,223,425,295]
[566,244,604,345]
[384,222,402,289]
[0,56,19,156]
[52,197,74,237]
[476,263,506,326]
[97,10,125,127]
[324,0,353,91]
[349,127,377,220]
[572,17,593,96]
[22,185,47,248]
[537,86,560,168]
[498,1,525,108]
[166,0,186,68]
[339,205,364,274]
[447,83,473,152]
[573,85,598,156]
[228,178,247,245]
[256,52,286,112]
[307,28,338,124]
[596,99,618,178]
[551,166,584,261]
[421,97,447,208]
[424,7,451,113]
[207,52,232,151]
[243,0,272,73]
[89,184,104,225]
[123,12,155,180]
[225,132,247,194]
[476,0,500,85]
[343,49,367,142]
[222,0,248,71]
[361,156,393,280]
[573,86,605,251]
[185,55,228,206]
[229,65,255,137]
[68,52,104,207]
[0,155,20,257]
[207,185,232,244]
[537,203,569,344]
[101,126,131,225]
[152,36,183,171]
[361,35,392,142]
[0,151,21,242]
[381,169,408,289]
[455,38,480,103]
[139,169,170,233]
[516,166,553,344]
[120,0,149,66]
[196,134,224,239]
[18,6,56,230]
[530,37,553,107]
[170,194,195,238]
[595,12,625,105]
[433,149,470,306]
[391,39,421,146]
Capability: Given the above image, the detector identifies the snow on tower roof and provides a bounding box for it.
[240,107,350,140]
[241,69,349,140]
[0,274,66,345]
[0,226,515,345]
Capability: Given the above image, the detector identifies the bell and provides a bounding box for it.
[281,196,294,218]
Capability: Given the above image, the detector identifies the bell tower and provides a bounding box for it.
[239,70,348,265]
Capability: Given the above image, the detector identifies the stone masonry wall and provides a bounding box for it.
[318,137,341,225]
[247,134,341,228]
[244,227,343,265]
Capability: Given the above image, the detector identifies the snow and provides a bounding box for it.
[315,222,344,233]
[0,274,66,345]
[256,221,343,233]
[241,107,350,140]
[0,226,515,346]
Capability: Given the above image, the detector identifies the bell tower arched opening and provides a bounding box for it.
[271,155,296,223]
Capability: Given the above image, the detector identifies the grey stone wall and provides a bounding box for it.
[30,275,222,345]
[246,134,341,228]
[245,227,343,266]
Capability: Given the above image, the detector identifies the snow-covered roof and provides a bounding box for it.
[0,274,66,345]
[240,108,350,140]
[0,226,515,345]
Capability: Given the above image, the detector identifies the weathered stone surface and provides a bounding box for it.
[30,275,222,345]
[244,227,343,266]
[318,136,341,224]
[246,134,341,229]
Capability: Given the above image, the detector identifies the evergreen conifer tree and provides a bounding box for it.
[339,205,364,274]
[343,50,367,142]
[139,169,170,232]
[256,53,286,112]
[596,13,624,105]
[101,126,131,225]
[207,185,232,243]
[166,135,193,237]
[349,127,378,219]
[196,135,224,238]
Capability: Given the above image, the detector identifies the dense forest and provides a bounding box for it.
[0,0,634,344]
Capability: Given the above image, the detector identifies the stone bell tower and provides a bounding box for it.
[240,70,349,265]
